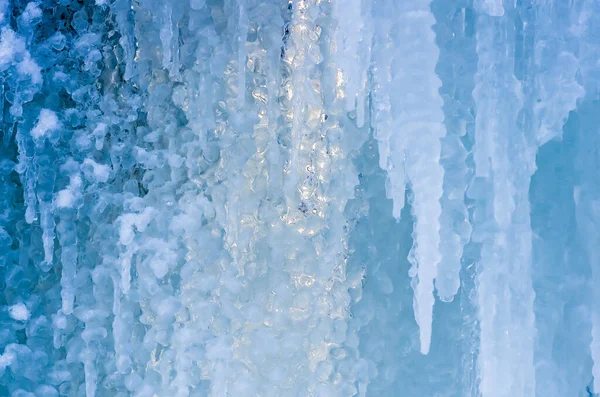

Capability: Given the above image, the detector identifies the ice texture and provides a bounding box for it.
[1,0,600,396]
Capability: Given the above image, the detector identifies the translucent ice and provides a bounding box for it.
[1,0,600,396]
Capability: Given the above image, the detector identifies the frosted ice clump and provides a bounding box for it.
[0,0,599,396]
[8,303,30,321]
[31,110,59,140]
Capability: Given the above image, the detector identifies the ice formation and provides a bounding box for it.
[1,0,599,396]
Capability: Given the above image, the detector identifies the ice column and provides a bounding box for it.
[471,4,535,396]
[572,0,600,392]
[469,0,583,394]
[434,1,475,303]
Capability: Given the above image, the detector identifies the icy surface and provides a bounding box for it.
[1,0,600,396]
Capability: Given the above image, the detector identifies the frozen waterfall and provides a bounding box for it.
[0,0,599,396]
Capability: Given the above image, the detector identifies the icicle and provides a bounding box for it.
[110,272,135,376]
[55,169,82,315]
[471,0,586,392]
[472,1,583,395]
[371,4,404,218]
[34,120,59,272]
[15,127,37,224]
[434,4,475,303]
[471,3,542,395]
[82,348,97,397]
[333,0,371,127]
[57,212,77,315]
[436,144,470,302]
[38,201,55,271]
[113,0,136,81]
[118,246,134,293]
[355,0,372,129]
[376,0,446,355]
[160,3,173,70]
[237,0,248,108]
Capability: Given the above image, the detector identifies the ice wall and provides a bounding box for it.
[1,0,600,396]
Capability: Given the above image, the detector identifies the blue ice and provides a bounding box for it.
[0,0,599,396]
